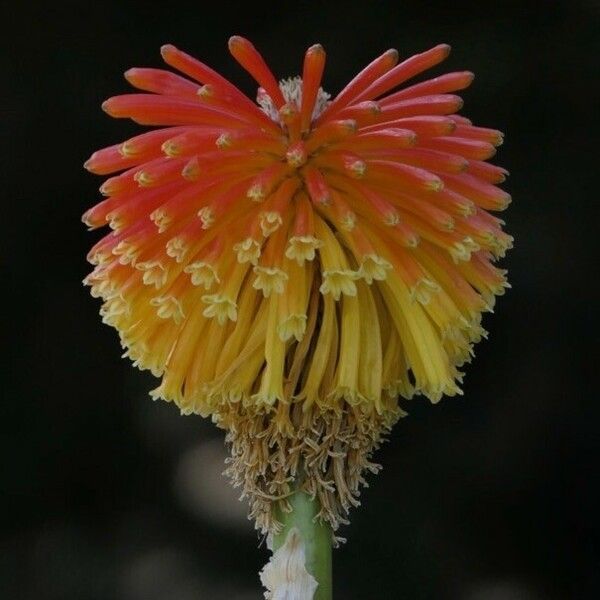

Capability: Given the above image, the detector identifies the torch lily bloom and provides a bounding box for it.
[84,37,511,535]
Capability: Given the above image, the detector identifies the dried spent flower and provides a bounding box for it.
[84,37,511,534]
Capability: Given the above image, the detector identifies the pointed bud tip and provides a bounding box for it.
[427,178,444,192]
[343,119,358,132]
[228,35,248,51]
[438,43,452,57]
[197,84,213,98]
[123,68,137,83]
[160,44,176,58]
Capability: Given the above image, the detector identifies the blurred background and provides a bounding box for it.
[3,1,598,598]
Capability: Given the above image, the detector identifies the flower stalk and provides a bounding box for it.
[262,487,332,600]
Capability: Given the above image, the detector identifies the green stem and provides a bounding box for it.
[273,489,333,600]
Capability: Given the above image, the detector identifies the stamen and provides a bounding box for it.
[285,236,322,265]
[150,295,185,324]
[278,314,307,342]
[136,260,169,289]
[184,262,220,289]
[233,237,262,265]
[166,236,189,262]
[201,294,237,324]
[358,254,392,284]
[252,266,288,297]
[259,211,283,236]
[198,206,215,229]
[320,270,359,301]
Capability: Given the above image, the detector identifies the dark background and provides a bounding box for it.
[3,1,598,598]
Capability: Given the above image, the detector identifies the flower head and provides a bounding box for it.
[84,37,511,533]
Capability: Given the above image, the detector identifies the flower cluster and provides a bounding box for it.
[84,37,511,532]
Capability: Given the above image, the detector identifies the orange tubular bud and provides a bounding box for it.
[135,157,190,188]
[466,160,509,184]
[441,173,511,211]
[334,128,416,152]
[124,68,201,97]
[355,43,452,102]
[334,100,381,126]
[228,36,286,109]
[378,94,464,121]
[279,102,301,142]
[417,136,497,161]
[329,175,400,227]
[360,115,456,138]
[452,124,505,146]
[379,71,475,105]
[305,119,357,153]
[102,94,250,128]
[328,189,358,232]
[160,44,278,131]
[216,129,287,155]
[290,191,315,238]
[162,130,222,157]
[362,147,468,174]
[303,166,331,205]
[300,44,326,133]
[246,162,292,202]
[318,48,399,122]
[314,151,367,179]
[367,160,444,193]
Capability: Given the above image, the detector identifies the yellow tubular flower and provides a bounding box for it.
[84,37,512,534]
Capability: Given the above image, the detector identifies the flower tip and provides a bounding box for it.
[500,193,512,210]
[343,119,358,133]
[83,156,94,172]
[307,43,325,56]
[387,48,399,63]
[228,35,248,52]
[81,210,95,229]
[160,44,177,59]
[438,43,452,58]
[197,84,214,99]
[123,68,141,85]
[368,100,381,114]
[426,177,444,192]
[101,98,117,116]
